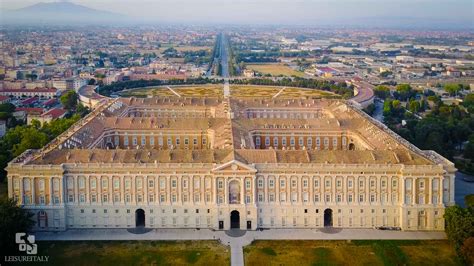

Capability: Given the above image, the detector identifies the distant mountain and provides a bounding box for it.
[2,2,127,25]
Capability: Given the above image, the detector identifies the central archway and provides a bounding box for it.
[230,210,240,229]
[324,208,333,227]
[135,209,145,227]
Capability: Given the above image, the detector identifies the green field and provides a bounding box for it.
[31,241,229,266]
[120,85,224,97]
[244,240,461,266]
[230,85,337,98]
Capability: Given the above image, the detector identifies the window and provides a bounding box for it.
[102,194,108,203]
[202,137,207,145]
[160,194,165,203]
[314,194,320,202]
[316,137,320,147]
[167,137,172,146]
[258,179,263,188]
[418,194,424,204]
[325,180,331,188]
[332,137,337,148]
[148,179,154,188]
[348,180,353,188]
[337,180,341,188]
[218,180,223,189]
[39,196,45,204]
[269,193,275,202]
[325,194,331,202]
[348,194,353,203]
[280,193,286,202]
[137,178,142,189]
[102,178,108,189]
[124,137,129,146]
[382,180,386,188]
[193,138,198,145]
[78,178,84,189]
[246,179,251,189]
[370,194,375,202]
[303,179,308,188]
[172,179,177,188]
[291,179,297,188]
[255,137,261,146]
[158,137,163,146]
[114,136,119,146]
[113,179,119,189]
[150,137,154,146]
[337,194,342,202]
[125,194,131,203]
[265,137,270,146]
[280,179,285,188]
[359,194,364,202]
[314,179,319,188]
[68,194,74,203]
[269,179,274,188]
[132,137,137,146]
[258,194,263,202]
[282,137,287,146]
[114,194,120,202]
[141,136,146,146]
[298,137,304,147]
[273,137,278,146]
[176,137,180,145]
[149,194,154,202]
[359,180,364,188]
[419,181,425,189]
[392,179,397,188]
[290,137,295,146]
[307,137,312,147]
[91,194,97,203]
[184,138,189,145]
[125,179,131,189]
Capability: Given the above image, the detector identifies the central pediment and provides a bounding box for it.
[212,160,257,173]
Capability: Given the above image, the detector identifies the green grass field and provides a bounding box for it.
[32,241,229,266]
[230,85,337,98]
[244,240,461,266]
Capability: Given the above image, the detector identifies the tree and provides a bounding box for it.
[374,85,390,99]
[466,194,474,209]
[0,198,35,255]
[395,84,414,101]
[444,205,474,252]
[408,100,421,113]
[444,84,462,96]
[88,78,96,85]
[60,90,78,110]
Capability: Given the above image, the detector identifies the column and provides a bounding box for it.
[177,175,182,205]
[130,175,134,204]
[109,175,113,205]
[7,176,13,199]
[31,177,36,205]
[251,176,255,204]
[428,178,432,204]
[264,175,268,203]
[224,177,228,204]
[401,177,406,205]
[166,176,171,204]
[412,177,417,205]
[98,176,102,204]
[120,176,125,204]
[49,177,53,205]
[189,176,194,204]
[449,174,455,205]
[276,176,280,203]
[332,176,336,205]
[74,176,78,205]
[144,176,148,205]
[240,177,245,204]
[19,177,24,204]
[59,176,64,204]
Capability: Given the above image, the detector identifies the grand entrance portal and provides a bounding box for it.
[230,210,240,229]
[135,209,145,227]
[324,208,333,227]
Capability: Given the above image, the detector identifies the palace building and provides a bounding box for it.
[6,94,455,231]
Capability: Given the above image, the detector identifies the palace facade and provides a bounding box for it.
[7,94,455,231]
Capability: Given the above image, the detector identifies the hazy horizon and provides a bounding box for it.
[1,0,473,29]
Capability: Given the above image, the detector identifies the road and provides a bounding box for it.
[219,33,230,78]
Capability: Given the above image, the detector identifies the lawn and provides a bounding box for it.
[244,240,461,266]
[230,85,337,98]
[120,85,223,97]
[245,64,305,77]
[33,240,229,266]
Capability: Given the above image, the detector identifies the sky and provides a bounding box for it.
[1,0,473,28]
